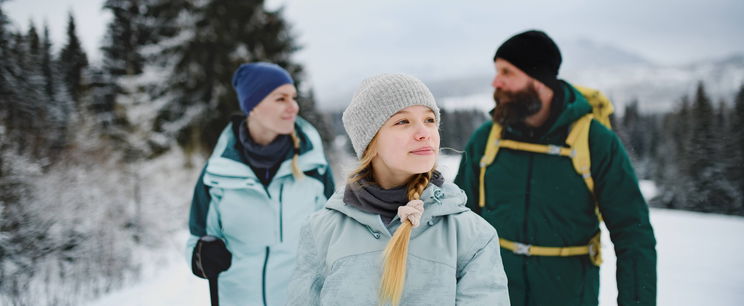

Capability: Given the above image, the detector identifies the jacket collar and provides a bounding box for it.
[205,117,327,181]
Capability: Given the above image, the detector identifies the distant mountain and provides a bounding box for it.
[318,39,744,115]
[563,53,744,113]
[561,38,654,71]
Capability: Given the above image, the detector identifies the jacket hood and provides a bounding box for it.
[205,117,328,181]
[544,81,593,135]
[325,180,469,237]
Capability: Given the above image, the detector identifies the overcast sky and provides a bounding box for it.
[5,0,744,105]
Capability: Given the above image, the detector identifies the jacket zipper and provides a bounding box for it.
[634,258,640,303]
[524,154,533,240]
[279,183,285,242]
[523,154,534,304]
[262,246,270,306]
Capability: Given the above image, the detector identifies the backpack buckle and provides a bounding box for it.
[547,145,562,155]
[513,242,531,256]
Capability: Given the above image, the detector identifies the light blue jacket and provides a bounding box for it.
[186,117,334,306]
[287,180,510,306]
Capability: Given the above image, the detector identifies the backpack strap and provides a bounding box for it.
[499,231,603,266]
[566,114,595,193]
[567,114,603,220]
[498,139,573,156]
[478,123,503,208]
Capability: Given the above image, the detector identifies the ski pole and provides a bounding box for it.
[208,276,219,306]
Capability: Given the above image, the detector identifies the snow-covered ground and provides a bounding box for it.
[88,154,744,306]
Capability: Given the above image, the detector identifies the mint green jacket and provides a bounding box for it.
[186,117,334,306]
[287,181,510,306]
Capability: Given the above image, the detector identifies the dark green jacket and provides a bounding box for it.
[454,82,656,306]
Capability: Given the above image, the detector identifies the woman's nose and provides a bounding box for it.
[413,124,430,141]
[287,98,299,113]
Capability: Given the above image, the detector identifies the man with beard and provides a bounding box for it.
[454,30,657,306]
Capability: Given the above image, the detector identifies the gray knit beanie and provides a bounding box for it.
[342,73,440,159]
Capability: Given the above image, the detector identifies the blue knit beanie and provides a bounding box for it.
[231,62,294,114]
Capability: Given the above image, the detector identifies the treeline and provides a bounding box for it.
[617,82,744,216]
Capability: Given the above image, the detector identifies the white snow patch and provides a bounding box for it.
[639,180,659,200]
[87,232,210,306]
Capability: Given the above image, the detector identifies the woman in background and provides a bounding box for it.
[186,62,335,306]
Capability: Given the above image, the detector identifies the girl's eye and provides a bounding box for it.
[426,117,436,123]
[394,119,409,125]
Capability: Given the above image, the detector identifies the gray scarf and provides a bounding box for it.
[343,171,443,224]
[237,119,293,170]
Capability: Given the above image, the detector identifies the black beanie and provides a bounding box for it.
[494,30,562,87]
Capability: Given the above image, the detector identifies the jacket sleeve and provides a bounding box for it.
[454,133,481,211]
[184,165,224,264]
[591,123,657,305]
[455,223,510,306]
[286,221,325,305]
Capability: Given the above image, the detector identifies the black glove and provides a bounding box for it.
[192,236,232,279]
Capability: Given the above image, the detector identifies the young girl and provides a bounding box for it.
[186,62,335,306]
[287,73,510,305]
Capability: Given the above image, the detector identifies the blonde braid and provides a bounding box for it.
[406,172,432,202]
[290,130,304,180]
[379,170,433,306]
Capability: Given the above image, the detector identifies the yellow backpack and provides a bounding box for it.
[478,85,614,266]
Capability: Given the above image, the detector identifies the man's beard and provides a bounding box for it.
[492,83,542,126]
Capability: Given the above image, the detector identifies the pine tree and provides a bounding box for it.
[88,0,153,146]
[618,100,663,180]
[729,83,744,215]
[142,0,329,155]
[58,13,88,107]
[619,100,642,159]
[7,23,49,158]
[687,83,715,211]
[7,32,29,153]
[26,22,40,57]
[25,22,46,98]
[41,24,55,103]
[102,0,148,76]
[0,1,13,139]
[687,82,737,213]
[642,113,662,181]
[40,23,74,156]
[652,95,693,210]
